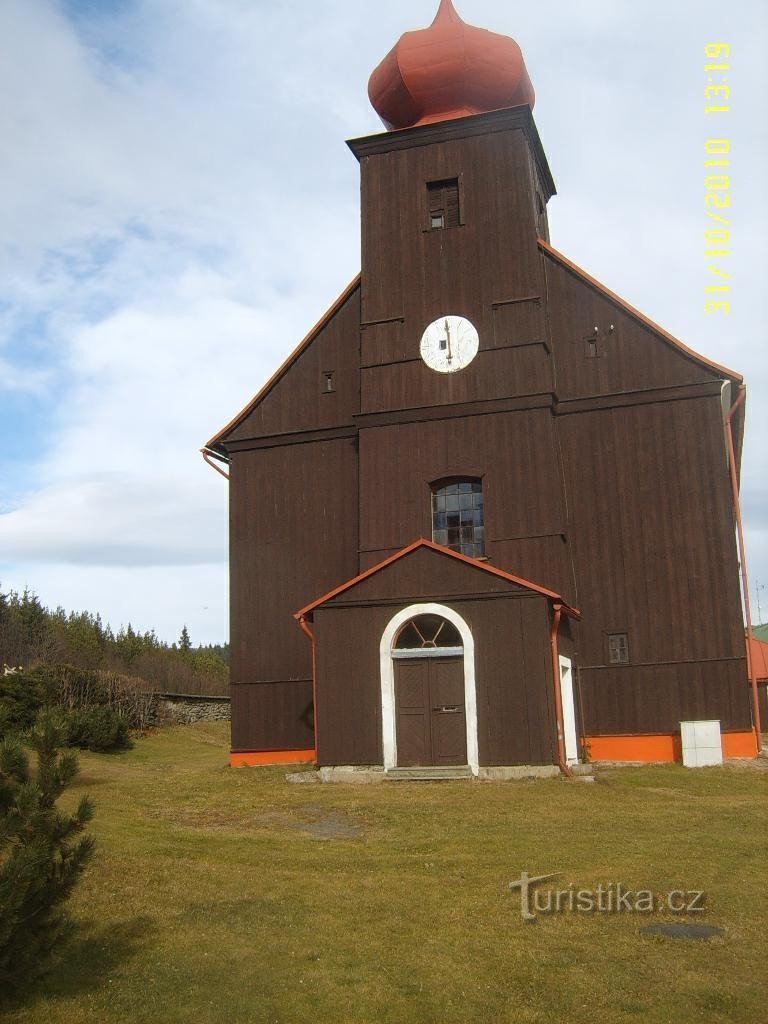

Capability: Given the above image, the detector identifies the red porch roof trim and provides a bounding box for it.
[538,239,743,384]
[204,274,361,449]
[295,537,581,621]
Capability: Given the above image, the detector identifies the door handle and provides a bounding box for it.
[435,705,462,713]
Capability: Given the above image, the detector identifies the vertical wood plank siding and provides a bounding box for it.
[313,590,557,767]
[229,436,358,750]
[218,108,752,756]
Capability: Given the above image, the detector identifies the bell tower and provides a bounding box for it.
[347,0,555,415]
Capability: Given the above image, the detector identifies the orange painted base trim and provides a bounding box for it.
[230,749,316,768]
[586,731,758,762]
[722,731,760,758]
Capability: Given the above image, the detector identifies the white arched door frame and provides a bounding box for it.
[380,602,478,774]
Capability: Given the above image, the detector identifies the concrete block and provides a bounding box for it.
[317,766,386,784]
[477,764,560,781]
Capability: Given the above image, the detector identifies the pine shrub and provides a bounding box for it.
[0,709,95,993]
[0,669,56,739]
[62,706,132,752]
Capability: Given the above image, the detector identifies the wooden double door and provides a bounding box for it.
[394,656,467,766]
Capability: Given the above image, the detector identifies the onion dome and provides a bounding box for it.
[368,0,535,131]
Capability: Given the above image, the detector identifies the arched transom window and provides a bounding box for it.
[431,478,484,557]
[394,613,463,651]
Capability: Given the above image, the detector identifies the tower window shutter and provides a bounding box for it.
[427,178,460,229]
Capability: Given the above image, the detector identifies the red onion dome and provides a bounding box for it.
[368,0,535,131]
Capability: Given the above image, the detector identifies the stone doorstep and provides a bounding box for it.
[385,765,474,781]
[287,763,596,784]
[477,765,559,781]
[317,766,386,785]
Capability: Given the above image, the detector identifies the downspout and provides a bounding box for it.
[297,615,319,765]
[201,448,230,480]
[549,603,573,777]
[725,386,762,743]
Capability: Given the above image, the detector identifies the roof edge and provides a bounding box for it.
[295,537,581,620]
[348,106,556,201]
[203,273,361,450]
[538,240,743,384]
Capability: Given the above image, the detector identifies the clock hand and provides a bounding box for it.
[444,318,453,361]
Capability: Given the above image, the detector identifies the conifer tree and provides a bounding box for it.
[179,625,191,652]
[0,709,95,992]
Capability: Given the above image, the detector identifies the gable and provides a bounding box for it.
[540,242,742,401]
[206,276,361,447]
[297,539,578,619]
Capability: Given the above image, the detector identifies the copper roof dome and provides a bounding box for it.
[368,0,535,131]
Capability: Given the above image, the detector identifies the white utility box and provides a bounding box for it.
[680,720,723,768]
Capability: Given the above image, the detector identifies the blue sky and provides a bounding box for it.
[1,0,766,642]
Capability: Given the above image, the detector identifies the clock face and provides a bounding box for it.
[420,315,479,373]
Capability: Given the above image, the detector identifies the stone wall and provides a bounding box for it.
[149,693,231,726]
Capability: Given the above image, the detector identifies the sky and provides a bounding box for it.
[0,0,766,645]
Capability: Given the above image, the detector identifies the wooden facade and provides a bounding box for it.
[303,543,575,768]
[206,101,757,768]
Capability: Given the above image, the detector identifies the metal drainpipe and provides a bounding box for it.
[201,448,230,480]
[297,616,319,765]
[725,386,762,743]
[549,603,573,777]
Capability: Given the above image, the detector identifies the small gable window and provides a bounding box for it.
[431,478,484,557]
[427,177,460,230]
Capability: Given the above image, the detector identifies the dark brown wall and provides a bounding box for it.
[231,679,314,752]
[358,409,574,600]
[559,395,742,664]
[473,595,557,765]
[229,435,359,750]
[580,659,749,735]
[312,605,383,765]
[559,393,751,733]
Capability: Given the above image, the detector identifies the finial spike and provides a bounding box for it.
[431,0,462,26]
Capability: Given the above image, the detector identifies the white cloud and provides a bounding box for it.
[0,0,766,640]
[0,357,52,395]
[0,476,224,567]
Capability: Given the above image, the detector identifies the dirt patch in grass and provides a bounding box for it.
[254,806,363,839]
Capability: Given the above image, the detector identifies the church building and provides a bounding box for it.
[203,1,761,773]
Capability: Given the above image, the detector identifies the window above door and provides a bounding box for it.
[431,478,485,557]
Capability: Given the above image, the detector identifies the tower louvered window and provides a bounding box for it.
[427,178,460,229]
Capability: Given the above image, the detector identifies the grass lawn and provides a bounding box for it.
[4,723,767,1024]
